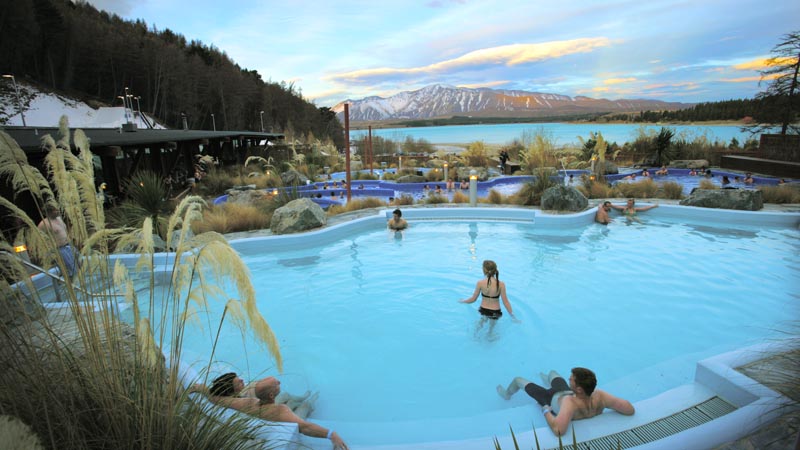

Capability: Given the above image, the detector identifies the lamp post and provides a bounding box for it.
[469,169,478,206]
[443,162,448,182]
[259,110,264,132]
[210,113,216,131]
[134,96,142,126]
[2,75,26,126]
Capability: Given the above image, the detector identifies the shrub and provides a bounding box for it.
[425,170,444,182]
[759,185,800,203]
[382,171,397,181]
[577,180,616,199]
[660,181,684,199]
[197,166,238,196]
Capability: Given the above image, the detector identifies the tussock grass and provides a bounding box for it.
[392,194,415,206]
[660,181,685,199]
[759,185,800,204]
[615,178,658,198]
[0,121,281,449]
[424,193,449,204]
[482,189,507,204]
[577,180,616,199]
[451,190,469,203]
[192,202,271,234]
[698,179,718,190]
[327,197,388,215]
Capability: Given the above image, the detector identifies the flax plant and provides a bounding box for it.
[0,120,282,449]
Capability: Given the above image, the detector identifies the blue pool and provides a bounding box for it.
[132,206,800,448]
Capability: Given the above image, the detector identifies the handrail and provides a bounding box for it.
[1,250,124,298]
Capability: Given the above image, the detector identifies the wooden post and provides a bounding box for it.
[368,125,373,176]
[344,103,351,202]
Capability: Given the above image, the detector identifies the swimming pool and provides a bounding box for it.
[609,168,793,195]
[130,206,799,448]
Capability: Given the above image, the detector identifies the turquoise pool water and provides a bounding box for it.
[135,213,799,446]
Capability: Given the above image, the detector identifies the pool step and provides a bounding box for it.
[545,396,737,450]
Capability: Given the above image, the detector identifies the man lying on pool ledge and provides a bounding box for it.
[497,367,635,436]
[191,374,349,449]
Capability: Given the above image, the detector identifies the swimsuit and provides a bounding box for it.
[478,307,502,319]
[524,377,574,414]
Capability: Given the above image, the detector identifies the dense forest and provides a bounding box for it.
[604,96,787,124]
[0,0,344,147]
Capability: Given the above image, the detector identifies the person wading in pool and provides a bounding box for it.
[594,201,614,224]
[192,373,349,449]
[605,198,658,223]
[387,208,408,231]
[496,367,635,436]
[459,260,516,321]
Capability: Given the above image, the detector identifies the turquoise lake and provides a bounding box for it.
[349,122,765,147]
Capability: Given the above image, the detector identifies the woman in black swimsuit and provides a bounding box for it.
[459,260,516,320]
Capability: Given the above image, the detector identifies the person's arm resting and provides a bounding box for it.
[602,391,635,415]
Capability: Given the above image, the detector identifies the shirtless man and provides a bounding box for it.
[594,201,613,224]
[387,208,408,231]
[197,374,348,449]
[497,367,634,436]
[37,204,78,277]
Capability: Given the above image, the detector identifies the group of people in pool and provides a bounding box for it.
[595,198,659,224]
[190,210,635,446]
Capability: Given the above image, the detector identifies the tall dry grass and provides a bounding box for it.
[327,197,388,215]
[451,190,470,203]
[660,181,685,200]
[759,185,800,204]
[192,202,271,234]
[615,178,659,198]
[0,121,281,449]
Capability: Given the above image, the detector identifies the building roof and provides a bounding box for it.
[1,126,285,152]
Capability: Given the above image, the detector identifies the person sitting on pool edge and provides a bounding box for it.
[459,260,516,321]
[387,208,408,231]
[496,367,635,436]
[191,374,348,449]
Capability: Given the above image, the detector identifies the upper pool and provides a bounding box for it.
[138,207,799,448]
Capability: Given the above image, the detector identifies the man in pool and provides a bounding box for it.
[605,198,658,223]
[193,374,349,449]
[496,367,635,436]
[594,201,613,224]
[387,208,408,231]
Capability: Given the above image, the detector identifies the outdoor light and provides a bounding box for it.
[3,74,27,126]
[272,189,279,196]
[469,169,478,206]
[259,110,265,132]
[443,162,448,181]
[590,175,596,181]
[14,244,27,253]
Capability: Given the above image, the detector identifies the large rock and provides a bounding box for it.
[541,185,589,211]
[281,169,309,186]
[227,189,268,205]
[395,175,426,183]
[669,160,710,169]
[270,198,327,234]
[456,167,489,181]
[679,188,763,210]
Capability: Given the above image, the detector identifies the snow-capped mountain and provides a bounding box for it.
[332,84,691,122]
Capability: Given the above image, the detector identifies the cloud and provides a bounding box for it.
[603,77,638,85]
[328,38,612,84]
[457,81,510,89]
[732,58,772,71]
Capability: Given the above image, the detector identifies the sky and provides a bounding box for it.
[82,0,799,107]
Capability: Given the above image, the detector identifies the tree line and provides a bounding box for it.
[0,0,344,147]
[603,96,788,124]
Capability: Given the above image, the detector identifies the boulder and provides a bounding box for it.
[456,167,489,181]
[395,175,426,183]
[541,185,589,211]
[679,188,763,210]
[669,160,710,169]
[227,189,268,205]
[270,198,327,234]
[280,169,309,186]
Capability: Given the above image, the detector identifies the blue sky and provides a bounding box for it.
[85,0,799,107]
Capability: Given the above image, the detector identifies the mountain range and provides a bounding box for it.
[332,84,692,122]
